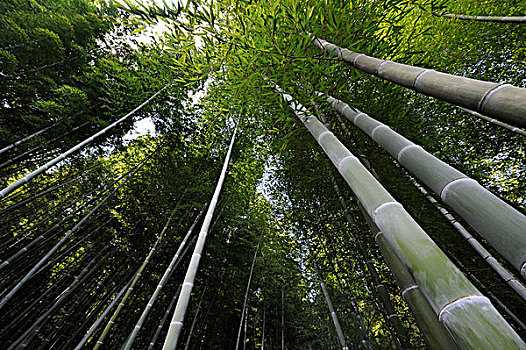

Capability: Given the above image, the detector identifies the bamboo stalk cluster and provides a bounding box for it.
[281,90,525,349]
[312,37,526,128]
[325,95,526,278]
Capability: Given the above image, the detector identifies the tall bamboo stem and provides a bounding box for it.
[313,37,526,128]
[325,95,526,277]
[162,126,237,350]
[122,205,206,349]
[0,84,169,199]
[281,89,525,348]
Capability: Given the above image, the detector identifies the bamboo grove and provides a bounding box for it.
[0,0,525,349]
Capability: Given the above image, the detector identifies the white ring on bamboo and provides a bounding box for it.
[170,321,183,326]
[412,69,434,90]
[370,124,389,139]
[183,281,194,288]
[372,202,402,221]
[317,130,332,142]
[521,263,526,279]
[438,295,488,322]
[401,284,419,297]
[387,314,399,319]
[439,177,471,201]
[478,83,512,112]
[375,60,391,75]
[353,112,367,124]
[352,54,365,66]
[396,144,420,161]
[374,231,383,241]
[341,104,351,116]
[337,155,357,171]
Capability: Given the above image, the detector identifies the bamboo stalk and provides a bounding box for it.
[313,261,349,350]
[121,205,206,350]
[312,37,526,128]
[0,84,169,199]
[184,286,208,350]
[328,171,408,349]
[436,12,526,23]
[93,205,179,350]
[281,90,525,349]
[356,200,460,349]
[236,235,263,350]
[74,273,138,350]
[0,103,99,156]
[403,170,526,301]
[0,145,159,310]
[458,107,526,137]
[325,95,526,278]
[147,285,182,350]
[162,126,237,350]
[0,121,90,170]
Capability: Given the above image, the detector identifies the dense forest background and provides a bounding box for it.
[0,0,525,348]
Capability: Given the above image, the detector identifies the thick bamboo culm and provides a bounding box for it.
[356,201,459,350]
[328,171,408,349]
[162,126,237,350]
[0,84,169,199]
[331,108,526,301]
[403,170,526,301]
[325,95,526,278]
[312,38,526,128]
[436,13,526,23]
[282,91,525,349]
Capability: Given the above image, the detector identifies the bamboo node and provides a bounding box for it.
[401,284,419,297]
[336,155,357,171]
[372,202,402,222]
[438,294,487,322]
[396,144,420,161]
[412,69,434,90]
[352,54,366,66]
[439,177,472,201]
[478,83,512,113]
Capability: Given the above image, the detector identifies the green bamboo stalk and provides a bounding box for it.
[74,273,139,350]
[281,90,525,349]
[148,285,182,350]
[184,286,208,350]
[403,170,526,301]
[313,261,349,350]
[436,12,526,23]
[458,107,526,137]
[328,171,409,349]
[0,103,98,156]
[162,126,237,350]
[236,236,262,350]
[0,84,169,199]
[122,205,207,350]
[356,200,460,349]
[325,95,526,278]
[0,121,90,169]
[312,37,526,128]
[8,251,108,349]
[0,146,158,311]
[93,206,179,350]
[332,107,526,302]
